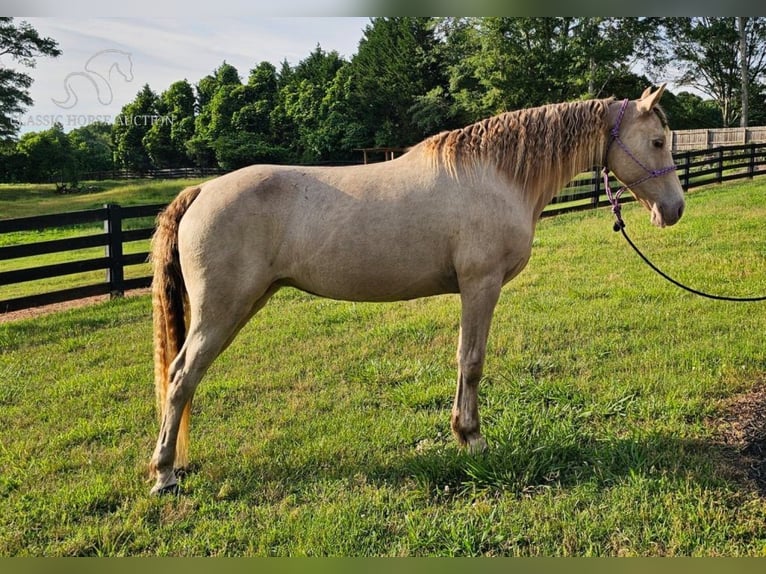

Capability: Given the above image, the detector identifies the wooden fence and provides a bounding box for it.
[2,141,766,314]
[545,141,766,217]
[79,166,225,181]
[671,126,766,151]
[0,203,165,313]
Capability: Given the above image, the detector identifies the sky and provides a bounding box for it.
[13,17,371,134]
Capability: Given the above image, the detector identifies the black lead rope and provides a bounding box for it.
[602,98,764,302]
[613,219,766,303]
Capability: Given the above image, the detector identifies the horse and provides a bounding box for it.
[148,84,685,495]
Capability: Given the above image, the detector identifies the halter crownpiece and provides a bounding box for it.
[602,98,678,232]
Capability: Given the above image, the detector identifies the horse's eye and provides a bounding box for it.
[653,139,664,149]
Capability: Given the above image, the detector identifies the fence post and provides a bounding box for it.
[682,151,691,189]
[104,203,125,298]
[591,168,600,208]
[749,143,756,179]
[717,147,724,183]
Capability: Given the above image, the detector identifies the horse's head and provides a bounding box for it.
[605,84,685,228]
[112,50,134,83]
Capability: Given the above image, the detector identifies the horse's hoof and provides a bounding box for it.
[467,436,488,455]
[150,481,180,496]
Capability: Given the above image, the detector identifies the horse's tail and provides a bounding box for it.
[151,185,202,470]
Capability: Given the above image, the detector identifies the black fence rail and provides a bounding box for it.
[542,141,766,218]
[79,167,225,181]
[2,142,766,314]
[0,203,165,313]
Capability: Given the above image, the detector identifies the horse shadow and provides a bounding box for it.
[383,432,761,497]
[204,425,764,501]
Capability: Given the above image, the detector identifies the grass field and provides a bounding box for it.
[1,179,765,556]
[0,179,208,219]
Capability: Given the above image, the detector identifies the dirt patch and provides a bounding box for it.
[0,288,151,324]
[710,381,766,495]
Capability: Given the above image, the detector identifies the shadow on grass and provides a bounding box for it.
[391,432,748,497]
[175,383,766,500]
[202,427,759,501]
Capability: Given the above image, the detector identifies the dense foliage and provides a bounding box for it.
[3,17,766,185]
[0,17,61,141]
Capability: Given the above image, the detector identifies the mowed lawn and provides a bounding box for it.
[1,179,765,556]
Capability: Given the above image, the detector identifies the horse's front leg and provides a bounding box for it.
[451,276,502,453]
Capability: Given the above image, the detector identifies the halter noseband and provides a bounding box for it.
[602,98,678,231]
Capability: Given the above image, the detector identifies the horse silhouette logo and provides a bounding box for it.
[52,49,134,109]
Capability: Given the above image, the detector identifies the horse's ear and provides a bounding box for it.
[637,83,667,113]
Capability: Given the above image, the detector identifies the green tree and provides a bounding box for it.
[661,17,766,126]
[660,91,722,129]
[314,63,367,160]
[445,17,663,120]
[188,60,291,170]
[68,121,114,177]
[112,84,159,172]
[226,61,290,166]
[0,139,25,181]
[16,122,75,183]
[0,17,61,140]
[276,46,347,162]
[144,79,195,168]
[350,17,447,147]
[269,60,299,155]
[567,17,664,98]
[186,62,241,168]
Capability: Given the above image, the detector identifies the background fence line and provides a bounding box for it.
[78,166,225,181]
[671,126,766,152]
[0,203,164,312]
[2,141,766,314]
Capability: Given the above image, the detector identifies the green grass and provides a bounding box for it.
[0,179,208,219]
[1,180,766,555]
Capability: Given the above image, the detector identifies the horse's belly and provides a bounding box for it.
[283,253,460,302]
[281,266,458,302]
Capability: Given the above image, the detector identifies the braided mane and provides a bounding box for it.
[417,98,614,202]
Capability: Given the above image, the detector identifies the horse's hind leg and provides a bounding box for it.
[150,285,277,495]
[150,327,217,495]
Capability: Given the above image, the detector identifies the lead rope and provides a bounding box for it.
[603,97,766,302]
[604,175,766,302]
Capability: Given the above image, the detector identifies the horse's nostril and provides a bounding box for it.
[677,203,685,220]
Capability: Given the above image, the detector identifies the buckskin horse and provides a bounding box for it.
[149,85,684,495]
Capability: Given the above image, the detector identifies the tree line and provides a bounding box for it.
[2,17,766,185]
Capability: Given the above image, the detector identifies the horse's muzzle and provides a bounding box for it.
[652,199,685,228]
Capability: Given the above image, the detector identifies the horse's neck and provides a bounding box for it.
[530,149,605,217]
[524,113,609,218]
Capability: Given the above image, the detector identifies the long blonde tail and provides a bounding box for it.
[151,185,201,469]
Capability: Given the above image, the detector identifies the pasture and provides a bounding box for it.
[1,179,765,555]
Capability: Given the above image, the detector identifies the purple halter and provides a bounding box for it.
[602,98,678,230]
